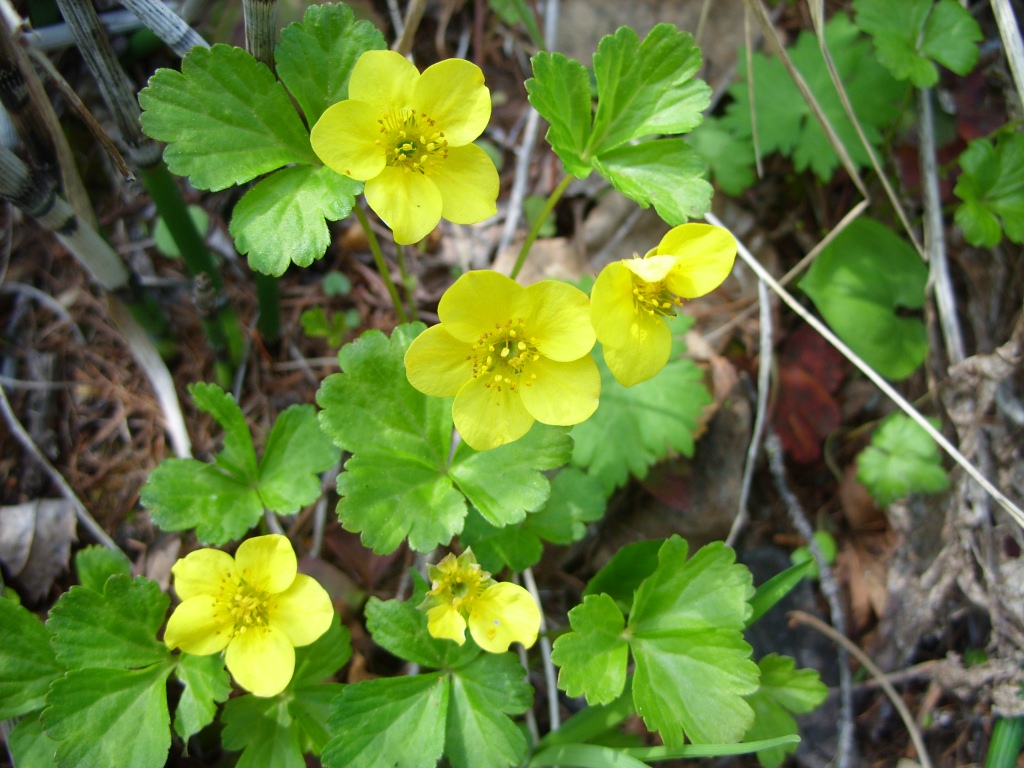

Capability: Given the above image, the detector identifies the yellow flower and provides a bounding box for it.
[310,50,498,245]
[404,270,600,451]
[590,223,737,387]
[419,549,540,653]
[164,534,334,697]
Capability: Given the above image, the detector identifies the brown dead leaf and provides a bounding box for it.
[839,464,886,531]
[0,499,77,603]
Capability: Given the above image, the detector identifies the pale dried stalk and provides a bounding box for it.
[392,0,426,57]
[118,0,207,57]
[243,0,277,72]
[991,0,1024,109]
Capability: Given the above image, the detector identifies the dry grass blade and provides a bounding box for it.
[990,0,1024,108]
[119,0,208,57]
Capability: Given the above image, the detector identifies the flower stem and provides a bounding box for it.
[394,242,419,322]
[354,205,409,324]
[508,174,572,281]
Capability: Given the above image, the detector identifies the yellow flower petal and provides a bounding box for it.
[268,574,334,648]
[405,324,474,397]
[623,254,677,283]
[524,280,595,362]
[234,535,296,595]
[413,58,491,146]
[453,374,534,451]
[310,99,387,180]
[164,595,233,655]
[518,354,600,426]
[225,624,295,697]
[468,582,540,653]
[602,313,673,387]
[590,261,637,349]
[347,50,419,116]
[431,143,498,225]
[364,166,443,245]
[655,223,737,298]
[170,548,235,601]
[426,603,467,645]
[437,270,531,344]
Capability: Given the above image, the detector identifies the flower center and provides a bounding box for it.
[376,108,448,175]
[632,275,681,318]
[468,319,542,393]
[220,580,271,638]
[431,563,489,612]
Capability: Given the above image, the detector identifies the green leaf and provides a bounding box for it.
[0,597,62,718]
[744,654,827,768]
[526,466,607,544]
[954,133,1024,247]
[747,559,814,627]
[172,653,231,741]
[47,576,170,671]
[290,683,345,755]
[257,403,341,513]
[42,664,174,768]
[460,508,545,573]
[583,539,663,614]
[588,24,709,154]
[853,0,981,87]
[593,138,712,224]
[275,2,387,127]
[688,117,757,196]
[8,712,59,768]
[531,743,653,768]
[856,414,949,506]
[551,593,629,704]
[525,52,593,177]
[446,653,533,768]
[322,674,449,768]
[221,696,305,768]
[799,218,928,380]
[229,165,363,276]
[291,614,352,688]
[191,382,258,478]
[628,538,758,746]
[74,545,131,592]
[365,596,478,670]
[139,44,316,191]
[571,342,710,494]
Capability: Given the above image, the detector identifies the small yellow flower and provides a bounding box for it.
[419,549,540,653]
[310,50,498,245]
[404,270,600,451]
[164,534,334,697]
[590,223,737,387]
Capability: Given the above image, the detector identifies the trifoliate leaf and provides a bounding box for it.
[221,696,305,768]
[8,713,58,768]
[744,654,828,768]
[588,24,709,154]
[525,52,593,177]
[0,597,62,718]
[322,674,449,768]
[275,2,387,127]
[571,343,710,494]
[256,403,341,513]
[954,133,1024,247]
[582,539,663,614]
[229,165,362,276]
[525,466,607,544]
[191,382,258,478]
[460,509,545,573]
[799,218,927,380]
[172,653,231,742]
[73,545,131,592]
[47,576,170,671]
[365,597,478,670]
[689,116,757,195]
[42,665,174,768]
[628,538,758,746]
[139,44,317,191]
[446,653,533,768]
[291,614,352,688]
[853,0,981,87]
[856,414,949,506]
[593,138,712,225]
[551,593,629,704]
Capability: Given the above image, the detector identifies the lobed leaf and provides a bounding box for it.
[257,402,341,513]
[73,545,131,592]
[954,133,1024,247]
[744,654,827,768]
[551,593,629,705]
[172,653,232,742]
[221,696,305,768]
[0,597,63,719]
[525,52,593,177]
[856,414,949,506]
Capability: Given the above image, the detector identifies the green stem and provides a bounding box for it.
[986,717,1024,768]
[354,205,409,324]
[509,174,572,280]
[255,270,280,343]
[394,242,419,322]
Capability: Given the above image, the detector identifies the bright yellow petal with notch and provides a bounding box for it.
[468,582,540,653]
[657,224,737,298]
[164,595,233,655]
[310,100,386,180]
[348,50,419,116]
[524,280,595,361]
[413,59,491,146]
[225,625,295,697]
[590,261,637,349]
[438,270,531,343]
[171,548,235,601]
[365,167,443,245]
[269,574,334,647]
[519,355,600,425]
[427,604,467,644]
[404,324,474,397]
[431,143,498,224]
[602,314,672,387]
[234,534,296,594]
[453,374,534,451]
